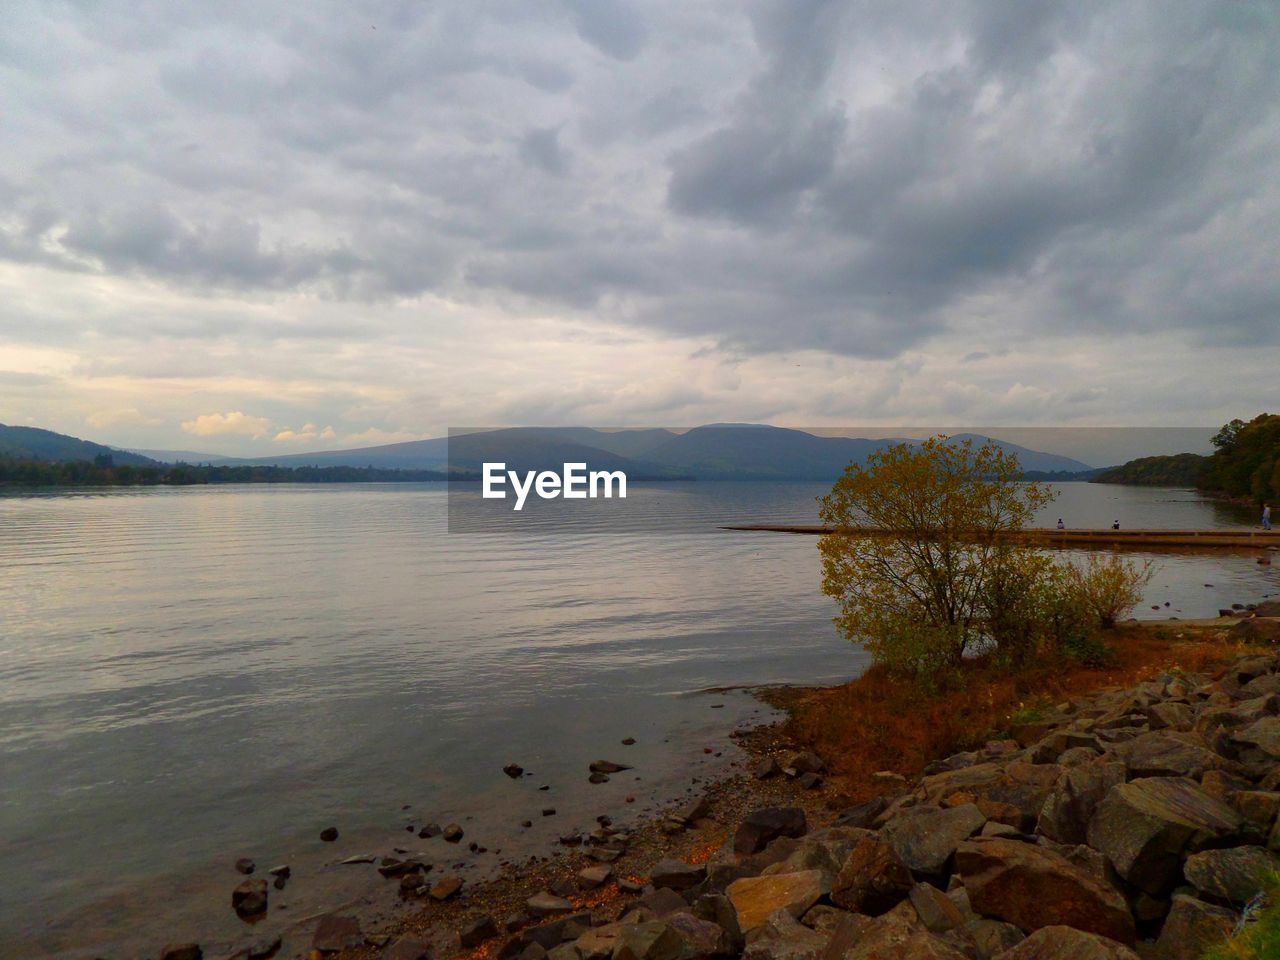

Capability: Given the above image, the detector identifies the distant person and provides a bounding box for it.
[1112,520,1120,530]
[1264,503,1272,530]
[1056,518,1065,529]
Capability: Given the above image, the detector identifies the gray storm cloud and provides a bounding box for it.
[0,0,1277,451]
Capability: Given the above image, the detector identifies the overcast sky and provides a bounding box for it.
[2,1,1278,456]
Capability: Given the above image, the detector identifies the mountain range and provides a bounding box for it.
[120,424,1096,480]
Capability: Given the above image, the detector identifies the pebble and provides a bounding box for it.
[319,827,339,842]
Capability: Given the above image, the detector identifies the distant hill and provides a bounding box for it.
[0,424,157,466]
[1092,453,1209,487]
[124,447,228,464]
[223,424,1092,481]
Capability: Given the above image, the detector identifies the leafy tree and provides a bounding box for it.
[1065,552,1155,629]
[1211,418,1246,451]
[818,437,1055,682]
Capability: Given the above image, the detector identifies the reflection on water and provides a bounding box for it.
[0,481,1274,957]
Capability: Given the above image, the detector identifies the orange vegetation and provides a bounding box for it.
[782,623,1249,804]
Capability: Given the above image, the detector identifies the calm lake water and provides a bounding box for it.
[1,481,1275,957]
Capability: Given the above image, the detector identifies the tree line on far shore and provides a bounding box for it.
[0,454,457,486]
[1093,412,1280,503]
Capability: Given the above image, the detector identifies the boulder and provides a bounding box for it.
[1086,777,1243,896]
[832,797,887,829]
[1036,762,1126,845]
[1230,619,1280,644]
[1231,716,1280,762]
[313,914,363,953]
[881,804,986,878]
[639,887,696,919]
[1183,845,1279,904]
[743,908,829,960]
[574,923,624,960]
[650,859,706,891]
[755,758,784,780]
[1145,702,1194,731]
[1153,894,1237,960]
[787,752,826,775]
[1028,730,1101,764]
[908,882,966,933]
[956,919,1023,959]
[955,838,1134,944]
[667,911,734,957]
[829,834,913,915]
[991,926,1139,959]
[1233,790,1280,832]
[461,916,499,949]
[727,870,825,933]
[1112,731,1224,779]
[612,922,687,960]
[735,808,808,855]
[918,763,1059,831]
[820,908,967,960]
[693,893,745,951]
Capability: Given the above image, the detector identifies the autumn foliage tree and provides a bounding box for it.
[819,437,1151,686]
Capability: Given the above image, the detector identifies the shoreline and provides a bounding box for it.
[34,612,1279,959]
[311,612,1279,960]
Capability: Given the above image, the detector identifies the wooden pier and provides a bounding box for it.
[722,525,1280,550]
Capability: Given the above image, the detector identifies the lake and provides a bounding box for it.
[1,481,1275,957]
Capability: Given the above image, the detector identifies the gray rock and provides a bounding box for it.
[384,935,432,960]
[1183,845,1279,904]
[231,879,268,920]
[588,759,632,774]
[881,803,986,878]
[743,909,829,960]
[991,926,1139,959]
[734,807,808,855]
[954,837,1135,944]
[1153,894,1237,960]
[1113,731,1225,779]
[578,864,613,889]
[612,922,686,960]
[726,870,825,933]
[832,797,887,829]
[313,914,363,953]
[755,758,784,780]
[1086,777,1244,896]
[650,859,706,891]
[460,916,499,949]
[829,834,913,915]
[908,883,965,933]
[1036,761,1126,845]
[234,857,256,875]
[527,891,574,917]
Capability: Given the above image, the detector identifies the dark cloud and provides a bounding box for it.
[518,127,572,176]
[2,0,1279,376]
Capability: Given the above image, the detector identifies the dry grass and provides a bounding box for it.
[778,623,1252,803]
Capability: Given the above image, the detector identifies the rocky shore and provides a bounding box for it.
[158,615,1280,960]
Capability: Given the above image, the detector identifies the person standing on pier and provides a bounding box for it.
[1264,503,1272,530]
[1112,520,1120,530]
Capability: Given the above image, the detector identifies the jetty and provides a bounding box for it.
[723,525,1280,550]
